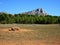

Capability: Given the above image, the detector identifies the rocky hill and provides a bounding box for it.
[21,8,47,16]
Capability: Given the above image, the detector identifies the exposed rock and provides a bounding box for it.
[21,8,47,16]
[9,27,20,31]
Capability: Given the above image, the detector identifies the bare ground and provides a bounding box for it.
[0,39,60,45]
[0,24,60,45]
[0,28,33,32]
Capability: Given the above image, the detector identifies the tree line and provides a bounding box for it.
[0,12,60,24]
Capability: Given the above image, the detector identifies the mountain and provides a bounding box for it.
[21,8,47,16]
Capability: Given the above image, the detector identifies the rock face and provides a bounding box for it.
[22,8,47,16]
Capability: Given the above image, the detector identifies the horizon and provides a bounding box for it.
[0,0,60,16]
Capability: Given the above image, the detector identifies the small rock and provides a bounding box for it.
[9,26,20,31]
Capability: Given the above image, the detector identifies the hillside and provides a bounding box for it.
[21,8,47,16]
[0,12,60,24]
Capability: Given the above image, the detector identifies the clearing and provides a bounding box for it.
[0,24,60,45]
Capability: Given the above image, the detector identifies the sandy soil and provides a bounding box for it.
[0,39,60,45]
[0,28,33,32]
[0,40,45,45]
[0,28,60,45]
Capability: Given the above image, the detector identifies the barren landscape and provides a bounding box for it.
[0,24,60,45]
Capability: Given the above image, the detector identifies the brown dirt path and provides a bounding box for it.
[0,28,33,32]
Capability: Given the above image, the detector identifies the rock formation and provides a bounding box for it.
[22,8,47,16]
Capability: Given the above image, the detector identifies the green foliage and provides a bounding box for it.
[0,12,60,24]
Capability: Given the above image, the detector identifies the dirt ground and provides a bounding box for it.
[0,39,60,45]
[0,28,33,32]
[0,25,60,45]
[0,40,46,45]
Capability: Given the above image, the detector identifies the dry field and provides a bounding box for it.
[0,24,60,45]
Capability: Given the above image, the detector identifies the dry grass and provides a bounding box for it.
[0,24,60,45]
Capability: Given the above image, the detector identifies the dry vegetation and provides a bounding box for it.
[0,24,60,45]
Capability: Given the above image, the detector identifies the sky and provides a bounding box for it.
[0,0,60,16]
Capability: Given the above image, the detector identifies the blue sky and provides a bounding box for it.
[0,0,60,16]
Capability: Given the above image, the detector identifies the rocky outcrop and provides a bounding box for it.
[22,8,47,16]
